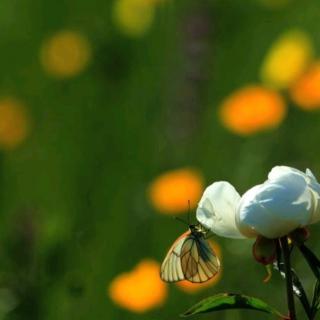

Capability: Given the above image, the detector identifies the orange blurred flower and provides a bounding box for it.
[0,98,30,150]
[176,240,222,293]
[260,30,313,89]
[40,30,91,78]
[148,168,204,214]
[108,259,167,312]
[290,62,320,110]
[219,85,286,135]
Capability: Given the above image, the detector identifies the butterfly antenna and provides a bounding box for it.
[174,216,189,226]
[188,200,191,225]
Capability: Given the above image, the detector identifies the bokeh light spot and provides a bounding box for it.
[219,85,286,135]
[290,62,320,110]
[0,98,30,150]
[148,168,204,214]
[108,259,167,312]
[40,31,91,78]
[113,0,155,37]
[176,240,222,293]
[260,30,313,89]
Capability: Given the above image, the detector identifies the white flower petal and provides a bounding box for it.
[237,165,320,238]
[237,177,310,238]
[269,167,320,225]
[235,185,261,238]
[268,165,304,180]
[305,168,320,224]
[306,168,317,180]
[196,181,245,239]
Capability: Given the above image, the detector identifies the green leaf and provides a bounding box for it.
[181,293,286,318]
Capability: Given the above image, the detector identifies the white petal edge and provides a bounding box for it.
[306,168,317,180]
[268,165,304,181]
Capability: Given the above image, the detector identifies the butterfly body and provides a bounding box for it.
[160,223,220,283]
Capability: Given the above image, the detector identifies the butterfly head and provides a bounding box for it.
[189,223,207,237]
[174,214,208,237]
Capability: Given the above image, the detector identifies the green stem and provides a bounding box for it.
[299,244,320,279]
[280,236,296,320]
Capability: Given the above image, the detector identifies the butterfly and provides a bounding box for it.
[160,222,220,283]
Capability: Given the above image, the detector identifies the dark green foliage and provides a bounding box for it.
[1,1,320,320]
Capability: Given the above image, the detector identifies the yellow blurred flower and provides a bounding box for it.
[290,62,320,110]
[113,0,155,37]
[176,240,222,293]
[148,168,204,214]
[0,98,30,150]
[108,259,167,312]
[40,31,91,78]
[219,85,286,135]
[260,30,313,89]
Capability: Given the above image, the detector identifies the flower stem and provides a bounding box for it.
[280,236,296,320]
[299,244,320,279]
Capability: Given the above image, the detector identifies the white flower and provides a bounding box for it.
[196,166,320,239]
[196,181,245,239]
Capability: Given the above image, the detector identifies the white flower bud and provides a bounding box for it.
[236,166,320,238]
[196,166,320,239]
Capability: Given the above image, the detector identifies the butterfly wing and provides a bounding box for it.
[181,234,220,283]
[160,231,220,283]
[160,231,190,282]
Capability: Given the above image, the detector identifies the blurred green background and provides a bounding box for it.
[1,0,320,319]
